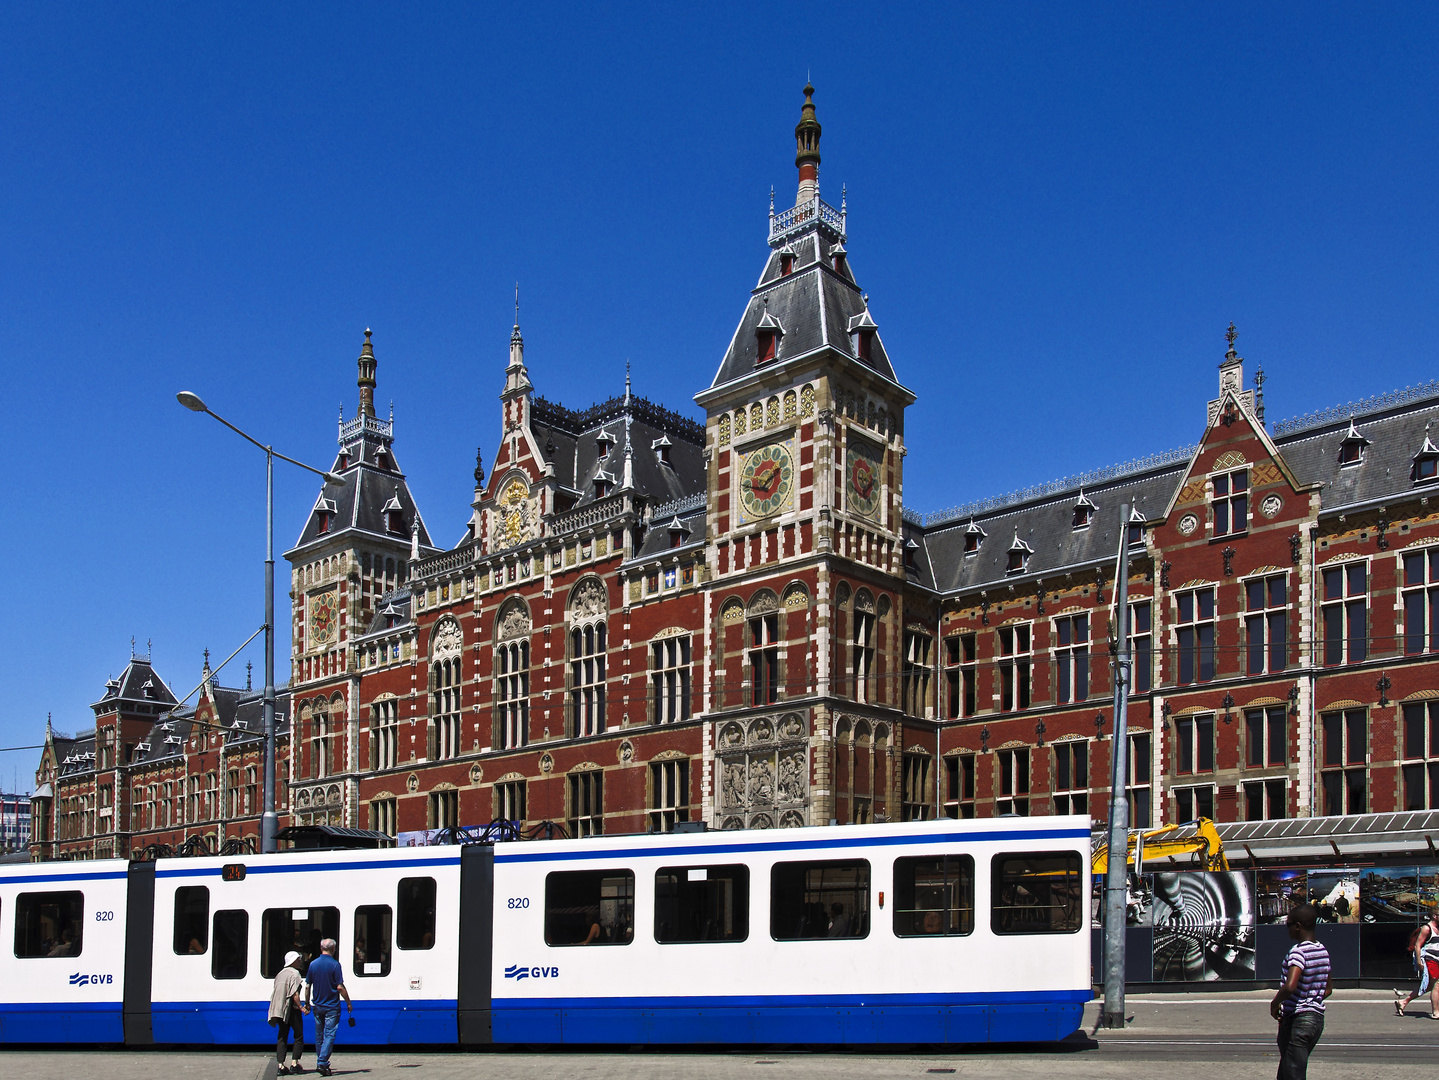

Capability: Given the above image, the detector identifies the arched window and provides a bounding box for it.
[495,601,532,749]
[569,581,608,738]
[430,619,463,761]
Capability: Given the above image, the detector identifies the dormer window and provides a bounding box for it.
[597,429,616,460]
[652,434,672,467]
[1414,437,1439,484]
[667,516,691,549]
[964,520,985,556]
[1006,534,1033,575]
[1128,507,1147,547]
[594,471,615,499]
[847,307,878,363]
[830,242,848,275]
[1339,420,1368,466]
[904,537,920,571]
[779,244,796,276]
[314,497,338,535]
[336,452,349,470]
[376,448,391,471]
[1072,491,1096,530]
[383,491,404,533]
[755,305,783,367]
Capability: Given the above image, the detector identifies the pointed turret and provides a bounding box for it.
[357,328,377,418]
[795,83,821,204]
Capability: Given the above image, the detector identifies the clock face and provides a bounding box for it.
[847,443,882,519]
[309,589,338,649]
[739,442,795,519]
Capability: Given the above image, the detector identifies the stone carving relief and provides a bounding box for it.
[570,578,608,621]
[1177,513,1199,536]
[539,752,554,774]
[497,600,531,640]
[716,711,810,830]
[432,618,462,660]
[1260,494,1283,519]
[748,590,779,614]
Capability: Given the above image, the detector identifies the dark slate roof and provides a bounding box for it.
[92,657,178,711]
[128,689,292,765]
[58,732,97,777]
[529,391,706,507]
[710,225,896,390]
[129,712,195,766]
[288,416,438,556]
[919,465,1185,595]
[361,588,413,636]
[1273,391,1439,512]
[631,506,707,561]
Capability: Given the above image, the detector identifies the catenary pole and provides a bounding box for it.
[262,447,277,854]
[1100,502,1132,1029]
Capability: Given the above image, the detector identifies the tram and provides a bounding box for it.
[0,816,1091,1046]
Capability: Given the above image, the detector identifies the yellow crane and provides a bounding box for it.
[1091,817,1229,875]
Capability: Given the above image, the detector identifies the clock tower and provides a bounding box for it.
[696,85,917,828]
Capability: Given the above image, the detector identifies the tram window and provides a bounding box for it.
[173,886,210,954]
[14,891,84,958]
[261,906,340,977]
[770,860,870,940]
[211,909,248,980]
[354,906,392,977]
[396,876,436,951]
[991,852,1084,934]
[893,856,975,937]
[544,869,635,946]
[654,865,749,943]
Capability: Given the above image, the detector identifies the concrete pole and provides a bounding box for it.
[1100,502,1132,1029]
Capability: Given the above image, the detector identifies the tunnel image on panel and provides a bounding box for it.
[1150,871,1256,981]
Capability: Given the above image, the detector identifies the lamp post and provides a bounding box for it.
[177,391,344,854]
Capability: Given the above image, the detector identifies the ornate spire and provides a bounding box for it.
[794,83,821,205]
[474,445,485,489]
[357,328,377,418]
[1221,322,1241,368]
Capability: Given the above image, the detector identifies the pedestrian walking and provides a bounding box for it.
[304,937,353,1076]
[268,950,308,1074]
[1395,915,1439,1018]
[1269,903,1332,1080]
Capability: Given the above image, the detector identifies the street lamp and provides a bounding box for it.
[177,390,344,854]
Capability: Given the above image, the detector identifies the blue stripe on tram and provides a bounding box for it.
[0,1002,124,1044]
[491,990,1089,1044]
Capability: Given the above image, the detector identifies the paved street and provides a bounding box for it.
[1,991,1434,1080]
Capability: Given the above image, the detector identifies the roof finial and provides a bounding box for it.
[1224,321,1239,362]
[1253,365,1267,425]
[625,359,632,406]
[131,636,136,658]
[515,281,520,326]
[794,82,821,206]
[246,661,253,691]
[357,327,377,418]
[474,445,485,488]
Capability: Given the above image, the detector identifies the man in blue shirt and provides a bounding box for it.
[304,938,353,1076]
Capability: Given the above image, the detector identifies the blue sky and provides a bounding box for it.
[3,4,1438,781]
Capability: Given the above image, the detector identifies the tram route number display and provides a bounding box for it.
[507,897,530,909]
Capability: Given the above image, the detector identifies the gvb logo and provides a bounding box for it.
[69,973,113,987]
[504,964,559,981]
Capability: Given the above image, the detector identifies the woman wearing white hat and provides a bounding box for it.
[269,950,310,1073]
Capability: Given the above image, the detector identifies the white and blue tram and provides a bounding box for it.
[0,817,1091,1046]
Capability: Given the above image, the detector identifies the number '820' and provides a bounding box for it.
[506,897,530,909]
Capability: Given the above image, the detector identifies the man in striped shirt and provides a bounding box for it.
[1269,903,1332,1080]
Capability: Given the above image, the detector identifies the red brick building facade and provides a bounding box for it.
[32,87,1439,860]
